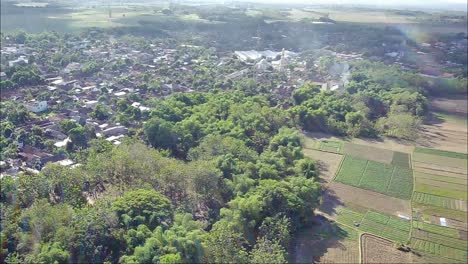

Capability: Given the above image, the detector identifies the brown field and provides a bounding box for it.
[417,98,468,154]
[413,161,467,175]
[289,218,359,264]
[412,153,467,170]
[343,142,394,164]
[303,149,343,183]
[317,240,359,264]
[414,171,467,185]
[319,182,411,218]
[430,97,468,115]
[415,178,467,192]
[361,234,413,263]
[414,167,467,179]
[426,215,468,232]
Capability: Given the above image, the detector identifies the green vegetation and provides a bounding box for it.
[335,208,411,243]
[413,192,466,211]
[335,156,413,199]
[412,221,461,239]
[410,238,467,262]
[319,140,344,153]
[391,152,411,168]
[415,182,468,200]
[334,155,368,186]
[387,167,414,200]
[414,147,468,160]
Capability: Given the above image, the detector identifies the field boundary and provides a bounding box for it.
[331,154,346,182]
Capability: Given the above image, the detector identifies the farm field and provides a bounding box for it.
[417,99,468,154]
[303,149,343,183]
[361,234,413,264]
[413,192,467,211]
[303,131,468,263]
[334,155,413,199]
[342,142,394,164]
[289,218,359,263]
[336,208,411,242]
[319,181,411,218]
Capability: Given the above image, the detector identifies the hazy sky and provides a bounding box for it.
[237,0,467,11]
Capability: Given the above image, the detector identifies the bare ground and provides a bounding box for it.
[417,98,468,154]
[361,234,413,264]
[318,182,411,219]
[289,217,359,264]
[303,149,343,183]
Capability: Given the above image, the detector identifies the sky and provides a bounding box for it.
[235,0,468,10]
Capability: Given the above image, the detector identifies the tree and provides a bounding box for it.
[91,104,111,121]
[143,117,178,151]
[112,189,172,230]
[249,237,287,264]
[68,126,88,148]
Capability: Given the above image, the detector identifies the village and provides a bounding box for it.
[0,30,466,177]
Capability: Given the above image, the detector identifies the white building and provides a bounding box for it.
[8,56,28,67]
[26,101,48,113]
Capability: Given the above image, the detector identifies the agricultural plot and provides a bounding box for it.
[410,238,467,262]
[415,181,467,200]
[361,234,413,264]
[342,142,394,164]
[334,156,368,186]
[334,156,413,199]
[391,151,411,168]
[414,147,468,160]
[413,152,467,171]
[359,161,393,194]
[336,208,411,243]
[412,221,461,239]
[319,140,344,154]
[289,219,359,264]
[387,167,414,200]
[412,230,467,250]
[414,171,467,186]
[413,192,467,212]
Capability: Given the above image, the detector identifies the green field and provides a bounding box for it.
[335,208,411,243]
[412,221,461,239]
[413,192,467,211]
[414,147,468,160]
[391,151,411,168]
[415,182,468,200]
[359,161,393,194]
[335,156,413,199]
[319,140,344,154]
[413,230,468,250]
[410,238,468,262]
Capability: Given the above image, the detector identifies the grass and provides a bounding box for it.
[414,147,467,160]
[412,221,461,239]
[319,140,344,154]
[413,192,466,211]
[391,151,411,168]
[335,156,413,199]
[336,207,365,227]
[410,238,468,261]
